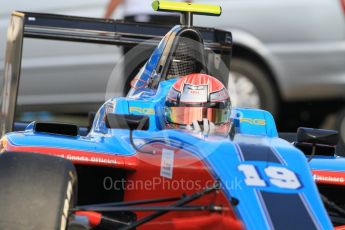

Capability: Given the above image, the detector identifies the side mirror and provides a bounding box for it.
[295,127,339,158]
[105,114,149,131]
[297,127,339,146]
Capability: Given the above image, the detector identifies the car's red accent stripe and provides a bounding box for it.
[75,211,102,227]
[335,225,345,230]
[5,143,138,170]
[312,170,345,186]
[171,213,242,229]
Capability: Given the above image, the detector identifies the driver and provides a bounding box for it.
[164,73,232,136]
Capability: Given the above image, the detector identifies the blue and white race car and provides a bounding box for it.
[0,1,344,230]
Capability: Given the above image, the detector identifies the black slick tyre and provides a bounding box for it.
[0,152,77,230]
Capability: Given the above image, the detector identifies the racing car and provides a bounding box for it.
[1,1,345,229]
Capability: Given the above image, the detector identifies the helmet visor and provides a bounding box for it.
[165,106,230,125]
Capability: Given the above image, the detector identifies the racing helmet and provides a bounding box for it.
[165,73,231,127]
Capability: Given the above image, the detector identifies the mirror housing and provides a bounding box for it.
[297,127,339,146]
[105,114,149,131]
[294,127,339,157]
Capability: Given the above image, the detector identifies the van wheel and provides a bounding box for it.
[229,58,278,116]
[0,152,77,230]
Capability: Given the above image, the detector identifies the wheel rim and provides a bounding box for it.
[228,71,261,108]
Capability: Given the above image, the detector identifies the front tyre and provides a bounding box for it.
[0,152,77,230]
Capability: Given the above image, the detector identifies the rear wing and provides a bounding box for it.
[0,11,232,136]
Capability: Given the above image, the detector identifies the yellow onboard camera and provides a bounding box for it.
[152,1,221,26]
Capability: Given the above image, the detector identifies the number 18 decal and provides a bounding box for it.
[238,164,301,189]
